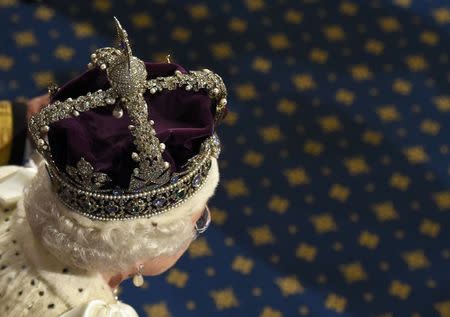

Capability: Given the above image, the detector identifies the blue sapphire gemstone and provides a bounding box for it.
[192,174,202,188]
[153,198,166,208]
[170,176,179,184]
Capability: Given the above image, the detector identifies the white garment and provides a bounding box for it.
[0,165,36,207]
[60,300,139,317]
[0,166,139,317]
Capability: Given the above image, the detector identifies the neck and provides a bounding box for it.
[103,271,128,289]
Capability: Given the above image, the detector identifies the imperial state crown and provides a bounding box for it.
[29,17,227,221]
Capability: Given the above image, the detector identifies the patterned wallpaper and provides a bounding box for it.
[1,0,450,316]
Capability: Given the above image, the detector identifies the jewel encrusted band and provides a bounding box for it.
[47,135,219,221]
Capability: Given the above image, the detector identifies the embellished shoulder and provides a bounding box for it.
[0,166,116,316]
[60,299,139,317]
[0,205,69,316]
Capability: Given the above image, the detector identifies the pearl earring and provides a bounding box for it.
[132,264,144,287]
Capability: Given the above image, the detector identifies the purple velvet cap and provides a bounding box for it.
[48,63,220,189]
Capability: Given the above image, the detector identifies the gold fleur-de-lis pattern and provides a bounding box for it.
[1,0,450,316]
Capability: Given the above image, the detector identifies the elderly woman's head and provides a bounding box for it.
[24,158,219,278]
[25,30,227,282]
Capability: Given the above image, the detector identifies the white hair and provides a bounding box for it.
[23,159,219,273]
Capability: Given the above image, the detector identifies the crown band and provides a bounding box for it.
[47,135,219,221]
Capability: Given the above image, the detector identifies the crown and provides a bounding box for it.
[29,18,227,221]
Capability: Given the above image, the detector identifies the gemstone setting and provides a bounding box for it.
[192,175,202,188]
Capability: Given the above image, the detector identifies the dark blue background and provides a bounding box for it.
[1,0,450,316]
